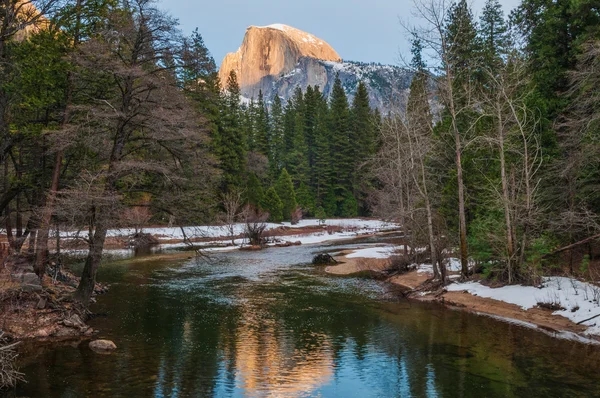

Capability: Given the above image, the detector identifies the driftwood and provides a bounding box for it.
[544,234,600,258]
[577,313,600,325]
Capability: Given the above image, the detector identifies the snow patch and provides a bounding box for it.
[447,277,600,336]
[346,246,397,259]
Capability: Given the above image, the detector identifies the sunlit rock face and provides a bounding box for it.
[219,24,342,99]
[219,24,413,112]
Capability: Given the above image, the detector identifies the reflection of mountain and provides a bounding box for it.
[223,303,335,396]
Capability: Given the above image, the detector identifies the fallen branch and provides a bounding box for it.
[544,234,600,258]
[577,313,600,325]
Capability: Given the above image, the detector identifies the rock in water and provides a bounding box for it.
[89,339,117,353]
[312,253,338,265]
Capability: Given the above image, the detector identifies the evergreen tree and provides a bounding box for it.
[329,75,353,212]
[295,182,316,216]
[262,187,283,222]
[246,173,264,208]
[275,168,297,220]
[445,0,479,95]
[181,29,221,145]
[254,90,270,155]
[339,192,358,217]
[245,98,257,151]
[479,0,509,73]
[350,81,374,213]
[268,95,285,178]
[217,71,247,191]
[312,91,332,207]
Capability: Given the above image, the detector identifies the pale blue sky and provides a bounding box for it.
[158,0,521,67]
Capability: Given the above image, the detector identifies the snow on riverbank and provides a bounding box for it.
[346,246,399,259]
[51,219,400,254]
[447,277,600,335]
[54,218,398,241]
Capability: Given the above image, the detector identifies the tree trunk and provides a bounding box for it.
[34,151,63,276]
[75,216,108,306]
[454,126,469,278]
[498,109,515,283]
[34,0,82,277]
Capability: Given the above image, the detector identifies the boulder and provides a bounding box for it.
[22,284,42,292]
[36,297,47,309]
[62,314,85,329]
[89,339,117,352]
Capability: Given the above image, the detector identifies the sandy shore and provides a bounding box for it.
[325,248,599,344]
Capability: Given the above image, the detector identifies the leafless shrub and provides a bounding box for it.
[569,277,580,296]
[537,290,564,311]
[242,206,269,247]
[122,206,152,234]
[219,189,245,245]
[386,255,415,275]
[592,285,600,304]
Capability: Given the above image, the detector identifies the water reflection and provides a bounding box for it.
[13,243,600,397]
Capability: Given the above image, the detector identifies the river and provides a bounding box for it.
[13,239,600,397]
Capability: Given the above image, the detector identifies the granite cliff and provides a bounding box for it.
[219,24,412,111]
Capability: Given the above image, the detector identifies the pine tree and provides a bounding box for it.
[295,182,316,216]
[284,87,309,186]
[254,90,270,155]
[217,71,247,191]
[339,192,358,217]
[245,98,257,151]
[329,75,353,213]
[181,29,221,146]
[479,0,509,73]
[268,95,285,178]
[246,173,264,208]
[350,80,374,213]
[312,91,332,207]
[262,187,283,222]
[275,168,297,220]
[441,0,480,277]
[445,0,479,96]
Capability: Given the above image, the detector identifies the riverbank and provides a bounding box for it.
[326,246,600,344]
[0,259,107,341]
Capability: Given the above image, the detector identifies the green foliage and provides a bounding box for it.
[295,182,316,216]
[216,71,247,191]
[246,173,264,208]
[580,255,591,275]
[275,168,297,220]
[323,190,338,217]
[315,206,327,224]
[339,192,358,218]
[262,187,283,222]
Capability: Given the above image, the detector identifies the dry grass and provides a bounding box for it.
[0,332,23,389]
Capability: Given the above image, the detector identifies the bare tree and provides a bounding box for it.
[405,0,480,278]
[220,188,244,246]
[242,205,269,247]
[56,0,215,305]
[477,53,543,282]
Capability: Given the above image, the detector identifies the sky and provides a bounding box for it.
[158,0,521,67]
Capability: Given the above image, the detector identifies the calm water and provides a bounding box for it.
[13,242,600,397]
